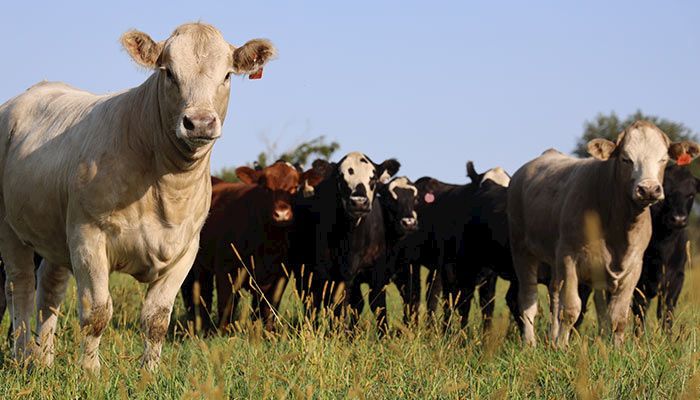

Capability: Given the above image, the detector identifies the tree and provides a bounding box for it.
[573,111,698,157]
[214,135,340,182]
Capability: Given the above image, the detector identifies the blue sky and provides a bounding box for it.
[1,1,698,182]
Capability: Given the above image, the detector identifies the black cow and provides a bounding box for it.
[578,163,699,334]
[291,152,400,328]
[392,164,490,327]
[370,176,420,329]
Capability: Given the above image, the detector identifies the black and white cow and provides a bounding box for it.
[291,152,400,327]
[577,163,699,334]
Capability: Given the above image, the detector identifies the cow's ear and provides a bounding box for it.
[236,166,262,184]
[300,168,327,198]
[669,141,700,165]
[311,159,335,179]
[231,39,277,76]
[120,30,163,69]
[587,138,617,160]
[378,159,401,183]
[466,161,481,183]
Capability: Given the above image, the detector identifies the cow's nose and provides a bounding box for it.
[350,196,369,207]
[401,217,418,230]
[672,214,688,225]
[182,112,218,138]
[273,208,292,222]
[635,182,664,202]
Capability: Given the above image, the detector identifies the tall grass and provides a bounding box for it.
[1,265,700,399]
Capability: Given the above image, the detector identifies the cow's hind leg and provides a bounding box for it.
[141,240,198,370]
[0,261,6,332]
[479,273,497,331]
[658,267,684,334]
[555,254,581,347]
[513,250,540,346]
[36,260,71,367]
[0,224,37,363]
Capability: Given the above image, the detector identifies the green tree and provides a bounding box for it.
[573,110,697,157]
[214,135,340,182]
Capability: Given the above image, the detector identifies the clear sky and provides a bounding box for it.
[1,1,698,182]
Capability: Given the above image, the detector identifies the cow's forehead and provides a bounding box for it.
[339,152,376,181]
[482,167,511,187]
[622,125,669,158]
[264,163,300,188]
[389,177,418,199]
[163,25,232,73]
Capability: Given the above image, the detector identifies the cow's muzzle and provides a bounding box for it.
[634,180,664,206]
[345,196,371,218]
[178,110,221,147]
[400,217,418,231]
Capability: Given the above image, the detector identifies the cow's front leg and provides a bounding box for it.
[593,290,611,335]
[140,239,198,370]
[70,228,112,372]
[607,267,642,346]
[36,260,71,367]
[556,254,581,347]
[0,223,37,363]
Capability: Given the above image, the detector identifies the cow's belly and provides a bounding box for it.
[574,243,612,290]
[108,214,203,283]
[2,177,72,265]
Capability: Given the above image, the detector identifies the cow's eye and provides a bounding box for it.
[163,68,178,87]
[621,157,632,164]
[660,158,669,164]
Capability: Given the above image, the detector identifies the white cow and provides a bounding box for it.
[0,22,275,370]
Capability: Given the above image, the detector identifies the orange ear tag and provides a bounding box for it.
[677,153,692,166]
[424,192,435,204]
[249,68,263,80]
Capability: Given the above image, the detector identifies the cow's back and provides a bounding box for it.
[0,82,121,263]
[508,149,596,264]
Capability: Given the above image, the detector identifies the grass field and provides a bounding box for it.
[1,265,700,399]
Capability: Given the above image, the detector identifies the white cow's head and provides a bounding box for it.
[120,23,275,152]
[587,121,700,207]
[336,152,400,219]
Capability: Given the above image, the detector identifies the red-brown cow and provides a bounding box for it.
[181,161,323,332]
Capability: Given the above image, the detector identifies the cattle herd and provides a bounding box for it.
[0,23,697,373]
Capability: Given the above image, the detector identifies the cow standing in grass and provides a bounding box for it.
[508,121,699,346]
[292,152,400,326]
[577,162,700,334]
[368,176,420,330]
[0,23,275,370]
[181,162,324,333]
[393,165,501,328]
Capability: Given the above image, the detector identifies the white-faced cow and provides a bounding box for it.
[508,121,699,347]
[0,23,275,370]
[577,161,700,334]
[290,152,400,326]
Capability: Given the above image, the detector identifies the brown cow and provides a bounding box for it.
[508,121,699,347]
[182,161,323,333]
[0,23,275,370]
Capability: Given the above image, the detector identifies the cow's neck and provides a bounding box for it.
[117,74,212,222]
[599,159,650,245]
[123,74,212,192]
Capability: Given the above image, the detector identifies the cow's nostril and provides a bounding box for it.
[183,115,195,131]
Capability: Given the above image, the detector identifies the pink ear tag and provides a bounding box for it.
[424,192,435,204]
[677,153,692,166]
[249,68,263,80]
